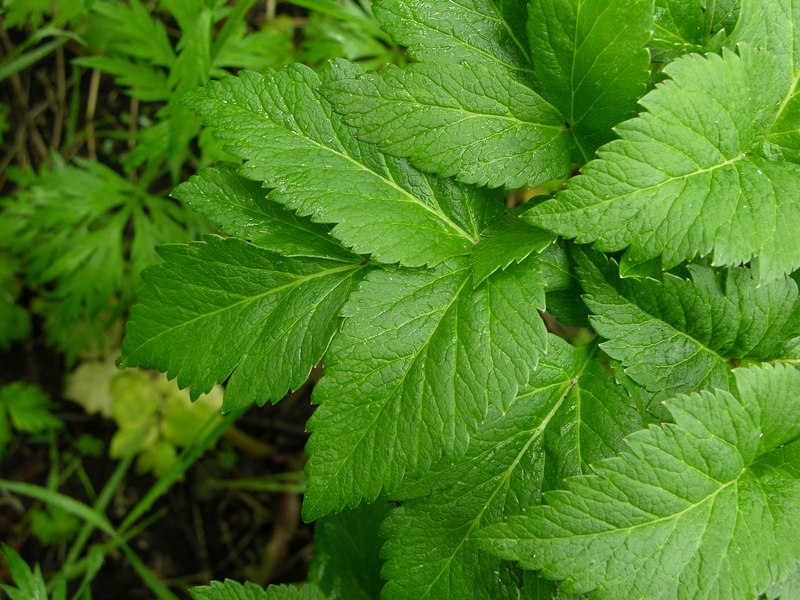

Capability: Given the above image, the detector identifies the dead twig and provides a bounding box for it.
[85,68,101,160]
[223,426,277,459]
[244,492,300,585]
[53,44,66,149]
[25,98,53,166]
[0,124,30,178]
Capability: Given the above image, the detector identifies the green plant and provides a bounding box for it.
[113,374,222,473]
[295,0,403,70]
[0,382,61,459]
[0,0,401,360]
[1,3,408,594]
[76,0,299,180]
[0,158,206,358]
[117,0,800,597]
[1,543,60,600]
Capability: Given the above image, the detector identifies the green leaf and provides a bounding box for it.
[536,241,573,293]
[0,543,49,600]
[89,0,175,67]
[471,212,556,286]
[172,166,357,262]
[0,37,70,83]
[651,0,739,63]
[527,0,653,159]
[521,572,571,599]
[655,23,700,62]
[0,382,61,436]
[781,336,800,364]
[380,337,643,600]
[166,2,211,94]
[161,387,224,447]
[309,502,390,599]
[322,1,653,188]
[212,16,296,72]
[526,46,800,282]
[372,0,534,75]
[136,439,179,478]
[1,160,125,314]
[732,0,800,164]
[190,580,325,600]
[303,255,548,520]
[184,61,502,267]
[765,566,800,600]
[121,236,367,410]
[477,364,800,599]
[64,354,119,418]
[0,158,204,358]
[30,506,80,545]
[74,55,171,101]
[704,0,741,34]
[2,0,85,28]
[323,62,572,189]
[162,3,213,179]
[298,2,399,71]
[574,248,800,398]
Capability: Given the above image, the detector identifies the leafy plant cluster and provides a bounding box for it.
[0,0,398,359]
[0,0,400,596]
[118,0,800,597]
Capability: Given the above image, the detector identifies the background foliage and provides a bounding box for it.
[0,0,399,597]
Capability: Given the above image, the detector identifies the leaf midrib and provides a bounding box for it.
[305,267,472,517]
[416,351,594,598]
[536,468,747,542]
[125,260,362,360]
[552,151,749,216]
[362,87,566,132]
[769,13,799,132]
[771,70,800,134]
[216,89,479,244]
